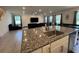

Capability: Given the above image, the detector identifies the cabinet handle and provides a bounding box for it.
[60,46,63,52]
[48,47,51,53]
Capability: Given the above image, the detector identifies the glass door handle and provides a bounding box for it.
[60,46,63,52]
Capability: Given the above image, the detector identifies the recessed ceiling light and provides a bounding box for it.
[39,9,42,12]
[22,7,26,10]
[35,12,37,14]
[49,11,52,13]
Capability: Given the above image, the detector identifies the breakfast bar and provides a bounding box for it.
[21,26,78,53]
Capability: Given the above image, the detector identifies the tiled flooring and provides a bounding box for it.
[0,30,22,53]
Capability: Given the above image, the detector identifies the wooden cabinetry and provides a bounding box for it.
[42,44,50,53]
[51,36,68,53]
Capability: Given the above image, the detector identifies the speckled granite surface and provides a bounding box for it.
[21,26,77,53]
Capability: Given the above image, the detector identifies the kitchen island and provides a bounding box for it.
[21,26,78,53]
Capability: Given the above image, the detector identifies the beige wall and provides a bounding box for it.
[22,15,44,27]
[0,11,12,37]
[54,7,79,24]
[62,10,74,24]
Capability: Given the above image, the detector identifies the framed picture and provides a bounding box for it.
[66,14,69,19]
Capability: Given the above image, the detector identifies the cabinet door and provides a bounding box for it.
[51,36,69,53]
[51,45,64,53]
[51,40,64,53]
[43,44,51,53]
[32,48,42,53]
[62,36,69,52]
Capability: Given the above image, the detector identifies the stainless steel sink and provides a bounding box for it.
[44,31,64,38]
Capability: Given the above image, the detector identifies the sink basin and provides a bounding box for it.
[44,31,64,38]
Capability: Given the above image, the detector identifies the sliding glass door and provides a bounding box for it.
[14,16,22,27]
[55,15,61,25]
[44,16,53,26]
[48,16,53,26]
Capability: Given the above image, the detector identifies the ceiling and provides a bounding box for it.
[0,6,74,15]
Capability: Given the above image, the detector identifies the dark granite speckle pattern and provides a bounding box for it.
[21,26,78,53]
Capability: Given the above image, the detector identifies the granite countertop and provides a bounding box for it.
[21,26,78,53]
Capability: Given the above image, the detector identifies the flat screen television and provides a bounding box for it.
[30,18,38,22]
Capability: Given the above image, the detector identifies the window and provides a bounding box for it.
[76,11,79,25]
[14,16,21,26]
[44,16,53,26]
[56,15,61,25]
[44,16,47,23]
[49,16,53,23]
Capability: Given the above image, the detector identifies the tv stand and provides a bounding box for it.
[28,23,45,29]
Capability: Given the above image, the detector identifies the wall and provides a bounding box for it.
[22,15,44,27]
[1,7,79,37]
[0,11,12,37]
[53,7,79,24]
[62,10,74,24]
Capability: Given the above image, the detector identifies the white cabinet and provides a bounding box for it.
[51,36,69,53]
[42,44,50,53]
[32,36,69,53]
